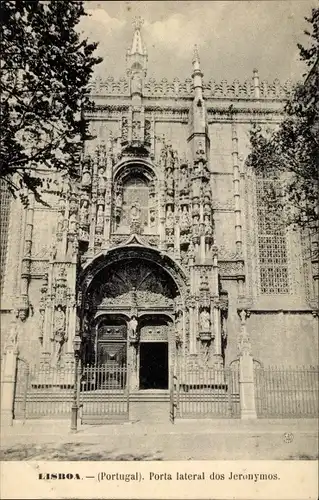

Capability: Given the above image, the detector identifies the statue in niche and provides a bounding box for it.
[149,209,156,227]
[80,199,89,225]
[98,167,106,192]
[131,73,142,95]
[81,163,91,188]
[69,213,77,234]
[180,207,189,232]
[51,305,67,366]
[130,202,141,222]
[166,168,174,192]
[192,214,200,237]
[166,207,174,230]
[175,312,183,345]
[180,167,188,191]
[115,190,123,209]
[200,308,210,332]
[127,315,138,342]
[204,214,212,236]
[96,205,104,228]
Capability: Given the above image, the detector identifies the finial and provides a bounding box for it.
[192,44,200,64]
[133,16,144,31]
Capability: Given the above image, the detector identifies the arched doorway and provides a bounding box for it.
[81,251,184,392]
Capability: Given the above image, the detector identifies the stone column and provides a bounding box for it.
[213,303,222,362]
[128,343,139,391]
[1,325,19,426]
[41,261,54,361]
[237,309,257,419]
[232,124,243,255]
[189,302,196,354]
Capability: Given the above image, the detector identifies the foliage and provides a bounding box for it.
[0,0,102,203]
[247,7,319,232]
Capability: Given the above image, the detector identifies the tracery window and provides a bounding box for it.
[256,177,289,294]
[0,180,11,295]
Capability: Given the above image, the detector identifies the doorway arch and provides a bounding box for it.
[79,246,187,391]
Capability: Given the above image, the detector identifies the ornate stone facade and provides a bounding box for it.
[1,21,318,383]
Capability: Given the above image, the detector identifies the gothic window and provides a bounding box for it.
[0,180,11,295]
[121,174,149,227]
[256,177,289,294]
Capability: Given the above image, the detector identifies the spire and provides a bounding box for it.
[130,17,144,55]
[192,45,201,71]
[191,44,203,95]
[126,17,148,76]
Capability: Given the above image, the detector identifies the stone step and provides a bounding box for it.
[129,390,170,402]
[129,400,171,423]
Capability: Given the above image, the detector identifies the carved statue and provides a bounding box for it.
[166,207,174,229]
[81,167,91,188]
[80,199,89,225]
[180,167,188,191]
[131,74,142,95]
[200,309,210,332]
[51,305,67,365]
[166,168,174,192]
[17,307,28,322]
[180,207,189,232]
[127,315,138,340]
[115,191,123,208]
[130,202,141,222]
[98,167,106,192]
[96,205,104,228]
[204,215,212,236]
[69,213,77,234]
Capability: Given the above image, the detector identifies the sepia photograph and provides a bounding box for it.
[0,1,318,499]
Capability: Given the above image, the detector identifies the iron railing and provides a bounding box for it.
[79,364,129,423]
[13,359,74,420]
[173,365,240,419]
[254,365,319,418]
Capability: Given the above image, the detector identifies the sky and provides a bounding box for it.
[79,1,316,83]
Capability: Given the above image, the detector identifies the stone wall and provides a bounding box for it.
[247,312,318,366]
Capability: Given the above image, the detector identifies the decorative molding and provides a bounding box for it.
[30,260,49,277]
[89,76,292,100]
[218,260,245,277]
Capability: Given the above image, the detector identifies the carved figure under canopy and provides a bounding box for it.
[131,74,142,94]
[200,309,210,332]
[51,305,67,365]
[80,199,89,225]
[69,213,77,234]
[130,202,141,222]
[166,207,174,229]
[180,207,190,233]
[127,316,138,340]
[82,168,91,188]
[96,205,104,227]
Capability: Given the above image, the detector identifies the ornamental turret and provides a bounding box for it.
[126,17,148,102]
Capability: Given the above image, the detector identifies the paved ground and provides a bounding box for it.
[1,419,317,461]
